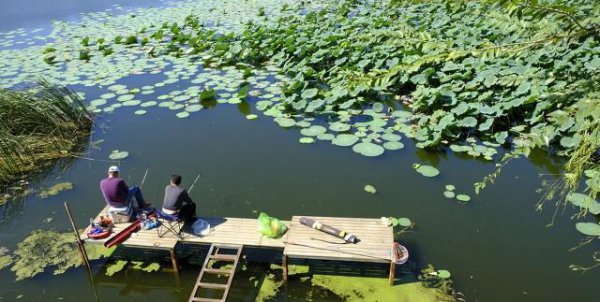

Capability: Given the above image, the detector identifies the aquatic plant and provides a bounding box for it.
[10,230,80,280]
[0,81,93,185]
[7,230,113,280]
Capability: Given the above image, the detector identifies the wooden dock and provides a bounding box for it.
[81,206,397,298]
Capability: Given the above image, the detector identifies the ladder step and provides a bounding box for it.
[197,282,228,290]
[191,298,222,302]
[203,268,232,275]
[209,254,238,261]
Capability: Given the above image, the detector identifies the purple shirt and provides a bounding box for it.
[100,177,129,207]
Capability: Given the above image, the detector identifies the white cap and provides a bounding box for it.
[108,166,120,172]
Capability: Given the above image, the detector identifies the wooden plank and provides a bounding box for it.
[197,282,228,290]
[284,216,393,263]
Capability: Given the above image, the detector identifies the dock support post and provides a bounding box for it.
[282,255,288,283]
[170,249,179,273]
[64,202,99,300]
[388,261,396,285]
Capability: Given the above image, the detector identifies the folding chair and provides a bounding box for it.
[156,209,184,239]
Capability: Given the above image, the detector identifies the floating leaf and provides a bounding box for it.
[445,185,455,191]
[134,110,146,115]
[437,270,451,279]
[274,117,296,128]
[301,88,318,99]
[575,222,600,237]
[443,191,455,199]
[397,218,412,227]
[140,101,157,107]
[329,122,351,132]
[332,134,359,147]
[567,193,600,214]
[352,142,385,157]
[176,112,190,118]
[316,133,335,141]
[383,141,404,150]
[299,137,315,144]
[246,114,258,120]
[413,164,440,177]
[108,150,129,160]
[456,194,471,202]
[381,133,401,142]
[300,125,327,137]
[363,185,376,194]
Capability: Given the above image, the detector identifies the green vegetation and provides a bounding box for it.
[2,230,114,281]
[0,81,93,186]
[255,264,453,302]
[38,182,73,198]
[67,0,598,266]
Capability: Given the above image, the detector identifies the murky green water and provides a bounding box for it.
[1,1,599,301]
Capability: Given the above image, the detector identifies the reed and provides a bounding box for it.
[0,80,93,184]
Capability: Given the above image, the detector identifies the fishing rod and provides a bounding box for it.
[139,167,149,189]
[187,174,201,193]
[284,241,391,262]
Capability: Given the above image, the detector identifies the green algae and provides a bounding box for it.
[312,274,442,302]
[0,255,13,270]
[255,271,282,301]
[38,182,73,198]
[254,263,451,302]
[105,260,128,276]
[130,261,161,273]
[4,230,114,280]
[10,230,80,280]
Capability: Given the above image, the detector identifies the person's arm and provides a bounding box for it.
[181,190,193,205]
[118,180,129,198]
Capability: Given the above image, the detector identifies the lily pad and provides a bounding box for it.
[300,125,327,137]
[443,191,455,199]
[185,104,203,112]
[134,110,146,115]
[299,137,315,144]
[90,99,107,107]
[567,193,600,215]
[381,133,401,142]
[413,164,440,177]
[437,270,451,279]
[352,142,385,157]
[383,141,404,150]
[316,133,335,141]
[332,134,359,147]
[329,122,351,132]
[575,222,600,237]
[397,218,412,227]
[246,114,258,120]
[445,185,455,191]
[108,150,129,160]
[363,185,376,194]
[274,117,296,128]
[140,101,158,107]
[176,112,190,118]
[456,194,471,202]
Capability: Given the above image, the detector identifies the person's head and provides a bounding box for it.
[170,174,182,186]
[108,166,120,177]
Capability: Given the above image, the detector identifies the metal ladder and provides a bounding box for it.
[188,244,243,302]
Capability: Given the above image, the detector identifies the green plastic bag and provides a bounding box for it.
[257,212,288,238]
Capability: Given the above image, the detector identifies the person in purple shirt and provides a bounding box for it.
[100,166,151,209]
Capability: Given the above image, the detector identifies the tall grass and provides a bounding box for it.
[0,80,93,184]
